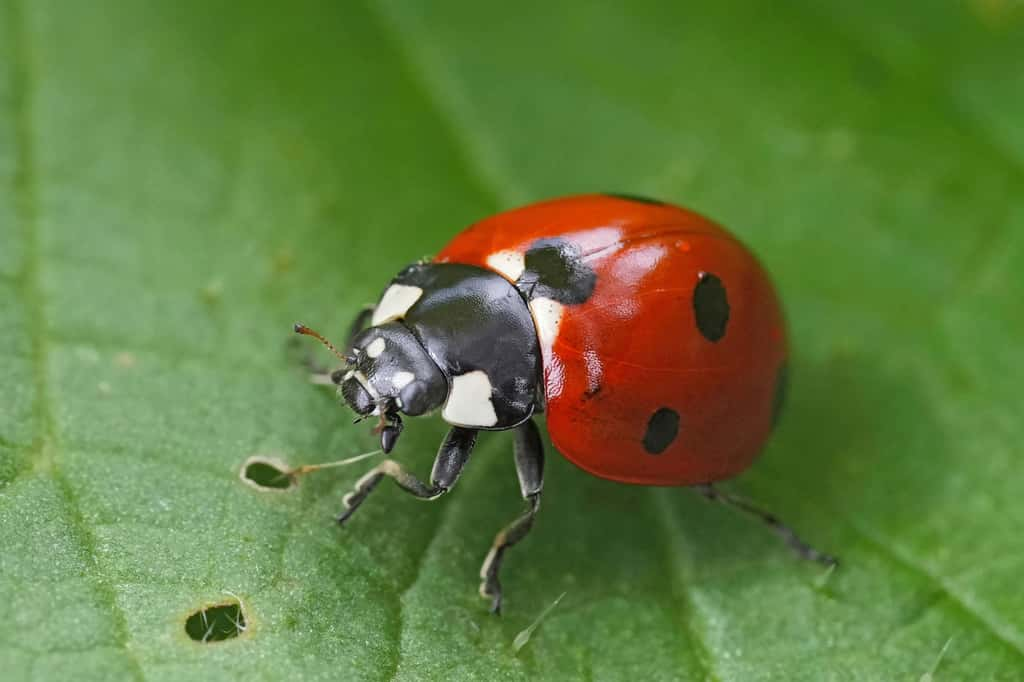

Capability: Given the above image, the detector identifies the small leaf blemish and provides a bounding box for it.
[919,636,954,682]
[513,591,566,654]
[240,455,297,491]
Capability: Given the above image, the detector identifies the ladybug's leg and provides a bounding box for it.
[479,418,544,615]
[336,427,477,525]
[345,304,375,348]
[694,484,837,566]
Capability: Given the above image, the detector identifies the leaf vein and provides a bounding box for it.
[652,489,722,682]
[846,520,1024,658]
[750,471,1024,661]
[355,2,534,677]
[365,0,529,208]
[382,435,510,682]
[6,0,145,676]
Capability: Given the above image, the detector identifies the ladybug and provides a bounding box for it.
[296,193,836,613]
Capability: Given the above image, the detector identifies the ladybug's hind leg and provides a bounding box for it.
[336,427,477,524]
[694,484,838,567]
[479,419,544,615]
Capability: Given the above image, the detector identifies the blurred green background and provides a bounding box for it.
[2,1,1024,680]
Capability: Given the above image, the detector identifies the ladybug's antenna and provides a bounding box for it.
[285,449,383,477]
[294,323,348,364]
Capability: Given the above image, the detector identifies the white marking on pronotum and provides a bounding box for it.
[365,337,386,358]
[392,371,415,390]
[528,297,564,354]
[486,249,526,281]
[442,370,499,427]
[371,284,423,325]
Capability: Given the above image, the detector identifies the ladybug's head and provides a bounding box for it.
[294,322,447,453]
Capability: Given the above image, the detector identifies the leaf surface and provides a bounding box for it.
[2,1,1023,680]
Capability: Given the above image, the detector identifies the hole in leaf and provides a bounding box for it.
[185,600,246,643]
[240,455,296,491]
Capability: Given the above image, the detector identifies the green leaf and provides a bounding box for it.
[2,1,1023,680]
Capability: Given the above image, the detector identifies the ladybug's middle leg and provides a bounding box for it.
[479,418,545,615]
[336,426,477,524]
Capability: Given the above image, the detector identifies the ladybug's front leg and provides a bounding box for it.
[479,418,544,615]
[336,426,477,524]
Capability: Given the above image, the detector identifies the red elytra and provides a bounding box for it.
[436,193,787,485]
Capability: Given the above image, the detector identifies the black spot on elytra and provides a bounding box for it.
[772,363,788,429]
[693,273,730,342]
[603,192,666,206]
[643,407,680,454]
[518,238,596,305]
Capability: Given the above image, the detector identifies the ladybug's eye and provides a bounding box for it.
[340,377,375,415]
